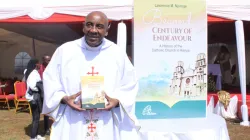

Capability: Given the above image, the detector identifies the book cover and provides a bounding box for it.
[134,0,207,119]
[81,76,105,109]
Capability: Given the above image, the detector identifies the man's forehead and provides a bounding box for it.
[43,56,51,60]
[85,12,108,24]
[86,16,103,22]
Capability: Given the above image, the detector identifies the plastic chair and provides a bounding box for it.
[0,82,15,110]
[14,81,31,114]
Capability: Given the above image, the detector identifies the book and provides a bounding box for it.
[81,75,105,109]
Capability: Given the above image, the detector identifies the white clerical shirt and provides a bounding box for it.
[42,37,140,140]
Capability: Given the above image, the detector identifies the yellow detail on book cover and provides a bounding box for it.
[81,76,105,109]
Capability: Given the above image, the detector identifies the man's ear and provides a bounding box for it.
[82,22,85,33]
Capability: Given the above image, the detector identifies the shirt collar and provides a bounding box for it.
[82,36,104,52]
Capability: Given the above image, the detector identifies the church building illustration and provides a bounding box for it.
[169,53,207,97]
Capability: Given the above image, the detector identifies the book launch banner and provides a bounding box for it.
[134,0,207,119]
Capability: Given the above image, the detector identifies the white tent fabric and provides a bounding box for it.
[1,0,250,21]
[215,96,238,119]
[0,0,133,20]
[207,0,250,21]
[207,96,238,119]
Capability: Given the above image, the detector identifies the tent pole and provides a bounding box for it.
[117,21,127,52]
[32,38,36,57]
[235,20,249,126]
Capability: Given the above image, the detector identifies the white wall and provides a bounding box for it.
[0,29,57,80]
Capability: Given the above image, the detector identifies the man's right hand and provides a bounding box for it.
[61,92,84,111]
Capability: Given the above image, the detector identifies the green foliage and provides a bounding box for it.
[208,75,216,92]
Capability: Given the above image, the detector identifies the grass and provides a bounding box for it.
[0,108,250,140]
[226,118,250,140]
[0,108,50,140]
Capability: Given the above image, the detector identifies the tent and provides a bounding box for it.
[0,0,238,46]
[0,0,249,126]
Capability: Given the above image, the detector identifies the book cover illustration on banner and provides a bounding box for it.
[81,66,105,109]
[169,55,206,98]
[134,0,207,119]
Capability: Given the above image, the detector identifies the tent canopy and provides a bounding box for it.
[0,0,249,22]
[0,0,133,21]
[0,0,134,44]
[207,0,250,21]
[0,0,248,44]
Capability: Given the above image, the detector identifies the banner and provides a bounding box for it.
[134,0,207,119]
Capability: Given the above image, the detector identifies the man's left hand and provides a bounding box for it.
[104,93,119,111]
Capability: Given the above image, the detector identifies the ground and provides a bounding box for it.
[0,109,50,140]
[227,118,250,140]
[0,109,250,140]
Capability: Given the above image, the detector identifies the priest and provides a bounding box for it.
[42,11,140,140]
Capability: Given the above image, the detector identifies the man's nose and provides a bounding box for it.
[90,26,98,33]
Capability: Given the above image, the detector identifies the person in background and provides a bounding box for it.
[214,45,231,87]
[38,55,51,135]
[25,58,45,140]
[39,55,51,79]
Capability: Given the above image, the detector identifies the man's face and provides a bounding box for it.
[43,56,51,66]
[83,13,108,47]
[36,63,41,69]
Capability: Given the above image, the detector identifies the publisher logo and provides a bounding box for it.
[142,105,156,116]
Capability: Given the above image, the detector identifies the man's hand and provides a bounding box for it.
[104,93,119,111]
[62,92,84,111]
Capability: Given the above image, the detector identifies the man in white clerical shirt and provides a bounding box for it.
[42,11,140,140]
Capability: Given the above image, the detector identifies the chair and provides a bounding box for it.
[4,79,14,94]
[0,82,15,110]
[14,81,31,114]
